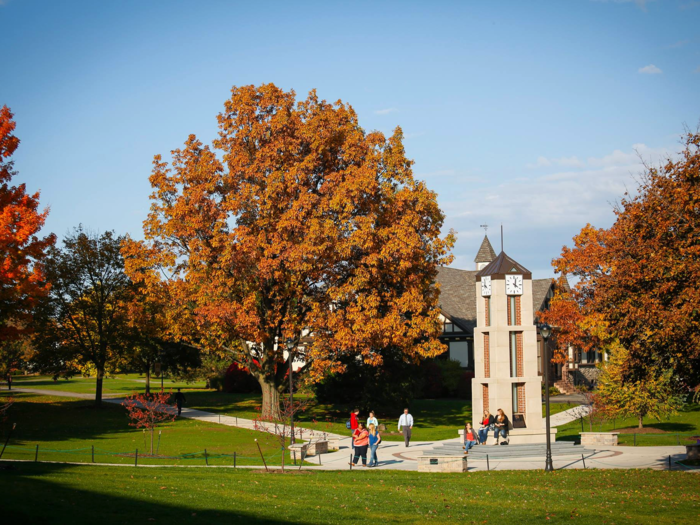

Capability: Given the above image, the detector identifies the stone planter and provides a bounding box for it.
[327,437,341,451]
[288,443,308,461]
[306,440,328,456]
[686,444,700,461]
[580,432,619,447]
[418,454,468,473]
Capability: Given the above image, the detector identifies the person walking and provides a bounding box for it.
[398,408,414,447]
[493,408,510,445]
[368,423,381,467]
[463,422,479,452]
[366,411,378,429]
[348,408,359,451]
[350,423,369,467]
[174,388,186,416]
[478,410,495,444]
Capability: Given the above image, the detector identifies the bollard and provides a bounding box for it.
[135,449,138,467]
[349,453,353,470]
[319,451,322,466]
[35,444,39,462]
[581,454,586,469]
[91,445,95,463]
[234,451,237,468]
[205,449,209,466]
[668,455,672,471]
[486,454,490,472]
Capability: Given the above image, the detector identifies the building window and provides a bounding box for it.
[449,340,469,368]
[509,332,518,377]
[507,295,520,326]
[537,339,543,376]
[512,383,518,414]
[513,383,525,414]
[443,320,453,333]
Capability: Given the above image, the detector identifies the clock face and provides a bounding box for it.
[481,276,492,296]
[505,274,523,295]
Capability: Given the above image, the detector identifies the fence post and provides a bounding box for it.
[35,444,39,462]
[204,449,209,466]
[677,434,680,446]
[234,451,237,468]
[580,416,584,433]
[486,454,490,472]
[135,449,138,467]
[581,453,586,469]
[349,453,353,470]
[91,445,95,463]
[634,434,636,446]
[668,455,671,471]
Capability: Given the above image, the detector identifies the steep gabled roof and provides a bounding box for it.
[436,266,479,333]
[476,251,532,280]
[532,278,555,320]
[474,235,497,264]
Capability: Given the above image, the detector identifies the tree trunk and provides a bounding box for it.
[259,378,282,421]
[145,365,151,395]
[638,414,644,429]
[95,367,104,407]
[150,428,154,455]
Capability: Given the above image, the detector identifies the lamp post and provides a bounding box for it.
[540,323,554,472]
[286,338,295,444]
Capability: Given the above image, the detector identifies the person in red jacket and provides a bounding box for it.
[350,409,359,451]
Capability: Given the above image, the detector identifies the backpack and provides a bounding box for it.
[346,419,352,429]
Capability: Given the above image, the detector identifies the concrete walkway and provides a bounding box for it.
[550,404,592,426]
[5,387,696,473]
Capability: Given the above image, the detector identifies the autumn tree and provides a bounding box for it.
[595,342,684,429]
[122,391,177,454]
[123,84,454,419]
[541,130,700,387]
[0,106,55,343]
[36,227,131,406]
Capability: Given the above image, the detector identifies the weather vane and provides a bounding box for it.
[480,224,488,234]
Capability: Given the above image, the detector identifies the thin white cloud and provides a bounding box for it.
[638,64,662,74]
[666,39,690,49]
[374,108,398,115]
[527,155,584,169]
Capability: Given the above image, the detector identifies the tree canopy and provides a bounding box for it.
[123,84,454,418]
[540,131,700,387]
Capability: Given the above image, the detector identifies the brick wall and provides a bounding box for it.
[483,384,489,412]
[517,383,526,414]
[515,295,521,325]
[507,298,511,325]
[516,332,523,377]
[484,333,490,378]
[485,297,490,326]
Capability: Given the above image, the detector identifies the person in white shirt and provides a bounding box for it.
[398,408,414,447]
[366,411,378,428]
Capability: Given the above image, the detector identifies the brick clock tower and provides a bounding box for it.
[471,252,556,444]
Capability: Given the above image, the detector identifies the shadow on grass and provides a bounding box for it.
[0,462,286,525]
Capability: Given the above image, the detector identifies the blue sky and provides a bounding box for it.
[2,0,698,277]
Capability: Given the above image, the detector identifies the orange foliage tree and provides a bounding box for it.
[540,130,700,387]
[123,84,454,419]
[0,106,55,343]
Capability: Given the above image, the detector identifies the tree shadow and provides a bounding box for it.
[0,462,287,524]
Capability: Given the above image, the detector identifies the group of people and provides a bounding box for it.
[463,408,510,450]
[347,408,415,467]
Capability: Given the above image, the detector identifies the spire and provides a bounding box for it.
[474,235,497,269]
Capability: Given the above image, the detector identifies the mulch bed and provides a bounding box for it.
[617,427,667,434]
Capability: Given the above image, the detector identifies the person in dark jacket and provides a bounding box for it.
[174,388,186,416]
[494,408,510,445]
[478,410,495,444]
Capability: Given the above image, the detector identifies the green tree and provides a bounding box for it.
[36,227,131,406]
[595,342,684,429]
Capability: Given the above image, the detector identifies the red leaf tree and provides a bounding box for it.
[0,106,55,343]
[122,391,177,454]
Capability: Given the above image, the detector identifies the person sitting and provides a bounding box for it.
[493,408,510,445]
[463,422,479,452]
[478,410,494,444]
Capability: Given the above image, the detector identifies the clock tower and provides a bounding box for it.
[472,252,556,444]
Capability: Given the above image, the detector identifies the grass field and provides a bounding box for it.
[8,375,208,394]
[557,403,700,446]
[0,393,298,467]
[1,463,698,524]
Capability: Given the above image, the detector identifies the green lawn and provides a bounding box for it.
[557,403,700,446]
[8,375,208,395]
[0,393,298,467]
[1,463,698,524]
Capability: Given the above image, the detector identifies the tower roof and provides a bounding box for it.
[474,235,497,264]
[475,251,532,280]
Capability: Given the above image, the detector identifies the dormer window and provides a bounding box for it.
[444,320,454,333]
